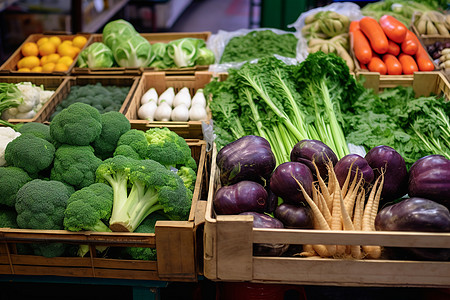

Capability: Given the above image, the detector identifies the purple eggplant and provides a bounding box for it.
[408,155,450,209]
[274,203,313,229]
[240,211,288,256]
[334,154,374,187]
[270,162,313,206]
[375,197,450,260]
[265,185,279,214]
[213,180,268,215]
[365,145,408,202]
[216,135,276,186]
[290,139,338,179]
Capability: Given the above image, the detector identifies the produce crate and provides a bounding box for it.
[125,71,213,139]
[203,145,450,287]
[0,33,91,76]
[0,76,69,124]
[411,12,450,41]
[71,32,212,75]
[0,139,208,281]
[31,75,140,123]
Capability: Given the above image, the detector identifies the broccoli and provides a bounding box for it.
[177,166,197,193]
[113,144,142,160]
[4,133,55,177]
[0,166,32,207]
[16,122,53,143]
[123,211,169,260]
[64,183,113,257]
[0,208,18,228]
[96,155,192,232]
[115,127,195,169]
[15,179,72,257]
[50,144,102,190]
[114,129,148,159]
[92,111,131,159]
[50,102,102,146]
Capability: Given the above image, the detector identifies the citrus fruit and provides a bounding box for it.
[58,56,74,67]
[40,55,48,65]
[39,42,57,56]
[61,40,73,46]
[46,53,61,64]
[17,68,31,72]
[57,43,77,59]
[21,42,39,57]
[72,36,87,49]
[18,56,40,69]
[42,62,56,72]
[31,66,43,72]
[53,62,69,72]
[48,36,62,47]
[36,37,49,47]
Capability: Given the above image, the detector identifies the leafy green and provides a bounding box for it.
[77,42,115,68]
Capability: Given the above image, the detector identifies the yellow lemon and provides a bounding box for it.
[48,36,62,47]
[61,40,73,46]
[53,62,69,72]
[21,42,39,57]
[72,36,87,49]
[57,43,77,59]
[58,55,74,67]
[18,56,40,69]
[42,62,56,73]
[39,41,57,56]
[31,66,43,72]
[40,55,48,66]
[17,67,31,72]
[46,53,61,64]
[36,37,49,47]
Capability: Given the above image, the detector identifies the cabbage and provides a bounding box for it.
[77,42,115,68]
[113,35,154,68]
[102,19,138,50]
[166,38,206,67]
[196,47,215,65]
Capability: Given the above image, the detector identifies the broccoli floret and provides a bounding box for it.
[114,129,148,159]
[4,133,55,176]
[96,155,192,232]
[123,212,169,260]
[15,179,72,257]
[0,208,18,228]
[92,111,131,159]
[50,102,102,146]
[177,166,197,193]
[113,144,142,160]
[50,144,102,190]
[64,183,113,257]
[0,166,32,207]
[17,122,53,143]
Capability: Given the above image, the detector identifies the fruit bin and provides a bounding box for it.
[0,139,208,282]
[0,76,69,124]
[125,71,213,139]
[0,33,92,76]
[71,32,212,75]
[203,72,450,287]
[30,75,140,123]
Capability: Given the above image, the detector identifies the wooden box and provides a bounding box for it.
[0,33,91,76]
[30,75,140,123]
[72,32,212,75]
[0,76,68,124]
[0,139,208,281]
[203,145,450,287]
[125,71,213,139]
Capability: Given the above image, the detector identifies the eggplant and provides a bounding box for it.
[213,180,268,215]
[270,162,313,206]
[216,135,276,186]
[365,145,408,202]
[240,211,288,256]
[290,139,338,179]
[408,155,450,209]
[265,185,279,214]
[375,197,450,261]
[274,203,313,229]
[334,154,374,187]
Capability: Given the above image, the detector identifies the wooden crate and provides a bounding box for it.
[72,32,212,75]
[203,145,450,287]
[0,76,68,124]
[0,139,208,281]
[30,75,140,124]
[125,71,213,139]
[0,33,91,76]
[411,12,450,41]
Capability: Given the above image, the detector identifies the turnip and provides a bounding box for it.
[173,87,191,108]
[171,104,189,121]
[141,87,158,105]
[154,102,172,121]
[138,101,157,121]
[189,104,207,121]
[157,87,175,107]
[191,89,206,107]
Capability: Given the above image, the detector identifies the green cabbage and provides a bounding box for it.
[102,19,138,51]
[77,42,115,68]
[113,35,154,68]
[196,47,215,65]
[166,38,207,67]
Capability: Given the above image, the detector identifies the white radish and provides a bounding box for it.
[138,101,157,121]
[171,104,189,121]
[189,104,208,121]
[141,87,158,105]
[173,87,191,108]
[158,87,175,107]
[154,102,172,121]
[191,89,206,107]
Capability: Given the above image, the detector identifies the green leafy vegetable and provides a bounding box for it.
[77,42,115,68]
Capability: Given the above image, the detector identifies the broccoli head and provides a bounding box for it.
[177,166,197,193]
[50,144,102,190]
[64,182,113,257]
[123,211,169,260]
[0,166,32,207]
[96,155,192,232]
[92,111,131,159]
[17,122,53,143]
[114,129,148,159]
[15,179,72,257]
[4,133,55,176]
[50,102,102,146]
[0,208,18,228]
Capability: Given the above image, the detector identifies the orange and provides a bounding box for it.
[58,56,74,67]
[39,42,57,56]
[53,62,69,72]
[57,43,77,59]
[46,53,61,64]
[17,67,31,72]
[61,40,73,46]
[40,55,49,65]
[17,56,40,69]
[72,36,87,49]
[48,36,62,47]
[36,37,49,47]
[21,42,39,57]
[42,62,56,73]
[31,66,43,72]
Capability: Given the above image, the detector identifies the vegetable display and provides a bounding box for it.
[413,11,450,36]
